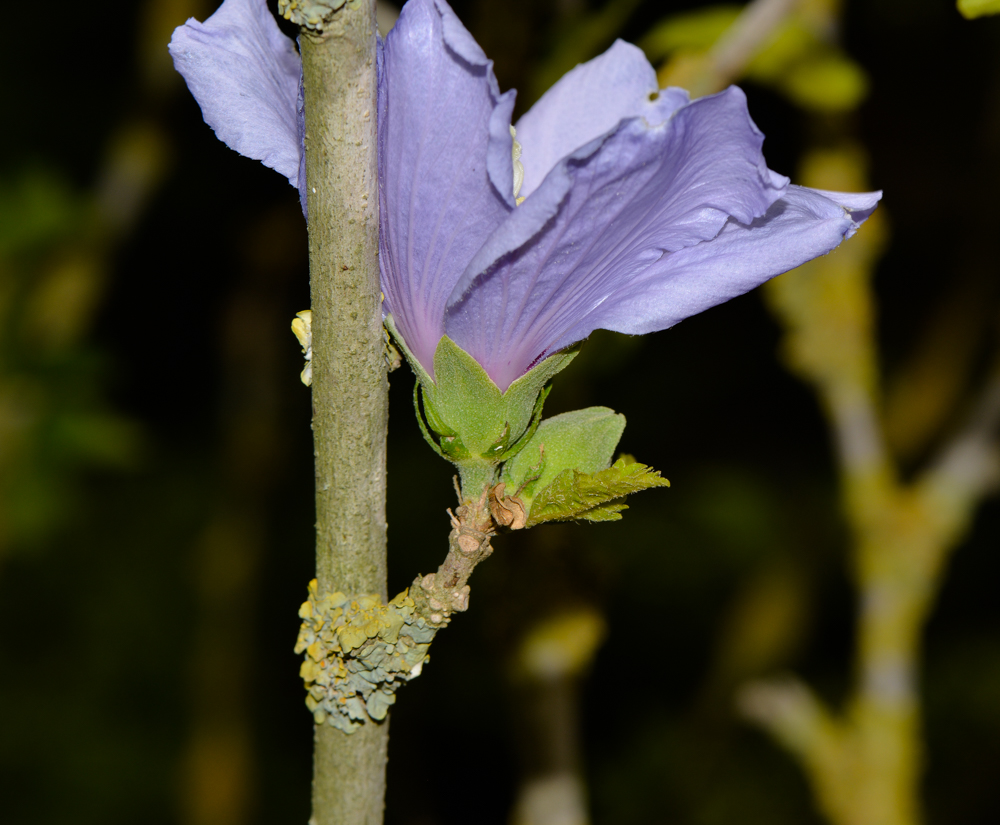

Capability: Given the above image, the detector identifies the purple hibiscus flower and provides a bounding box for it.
[170,0,880,393]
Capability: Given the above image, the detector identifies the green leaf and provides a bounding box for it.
[958,0,1000,18]
[574,502,629,522]
[525,457,670,527]
[502,407,626,506]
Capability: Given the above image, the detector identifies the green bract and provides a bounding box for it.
[499,404,669,526]
[502,407,626,506]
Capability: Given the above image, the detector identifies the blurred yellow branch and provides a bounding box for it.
[649,0,868,113]
[744,147,1000,825]
[705,0,802,93]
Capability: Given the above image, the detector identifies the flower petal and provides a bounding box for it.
[802,187,881,223]
[445,87,788,390]
[514,40,690,199]
[169,0,302,190]
[378,0,515,376]
[572,184,882,338]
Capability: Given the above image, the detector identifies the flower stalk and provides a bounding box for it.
[299,3,389,823]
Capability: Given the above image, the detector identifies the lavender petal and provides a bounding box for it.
[514,40,690,199]
[446,87,789,390]
[169,0,302,190]
[378,0,515,376]
[566,184,882,340]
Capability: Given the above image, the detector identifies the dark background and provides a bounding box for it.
[1,1,999,823]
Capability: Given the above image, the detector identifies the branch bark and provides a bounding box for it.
[300,3,389,823]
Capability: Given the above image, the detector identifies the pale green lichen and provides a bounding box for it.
[297,495,497,732]
[295,580,439,732]
[278,0,347,30]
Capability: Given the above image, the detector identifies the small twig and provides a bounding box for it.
[828,387,892,483]
[411,489,496,622]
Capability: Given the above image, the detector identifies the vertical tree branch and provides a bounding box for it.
[299,3,389,823]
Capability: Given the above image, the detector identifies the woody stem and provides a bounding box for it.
[299,3,389,824]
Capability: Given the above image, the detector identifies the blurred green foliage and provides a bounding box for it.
[958,0,1000,19]
[640,3,867,111]
[0,169,140,551]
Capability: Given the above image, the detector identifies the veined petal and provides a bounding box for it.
[568,185,882,338]
[169,0,302,190]
[514,40,690,199]
[445,87,787,391]
[378,0,515,376]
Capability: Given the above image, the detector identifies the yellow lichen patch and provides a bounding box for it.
[278,0,347,30]
[294,579,439,732]
[291,310,313,386]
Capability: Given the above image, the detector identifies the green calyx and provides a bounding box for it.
[386,316,578,496]
[386,318,669,521]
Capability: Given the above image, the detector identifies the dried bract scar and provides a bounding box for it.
[488,482,527,530]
